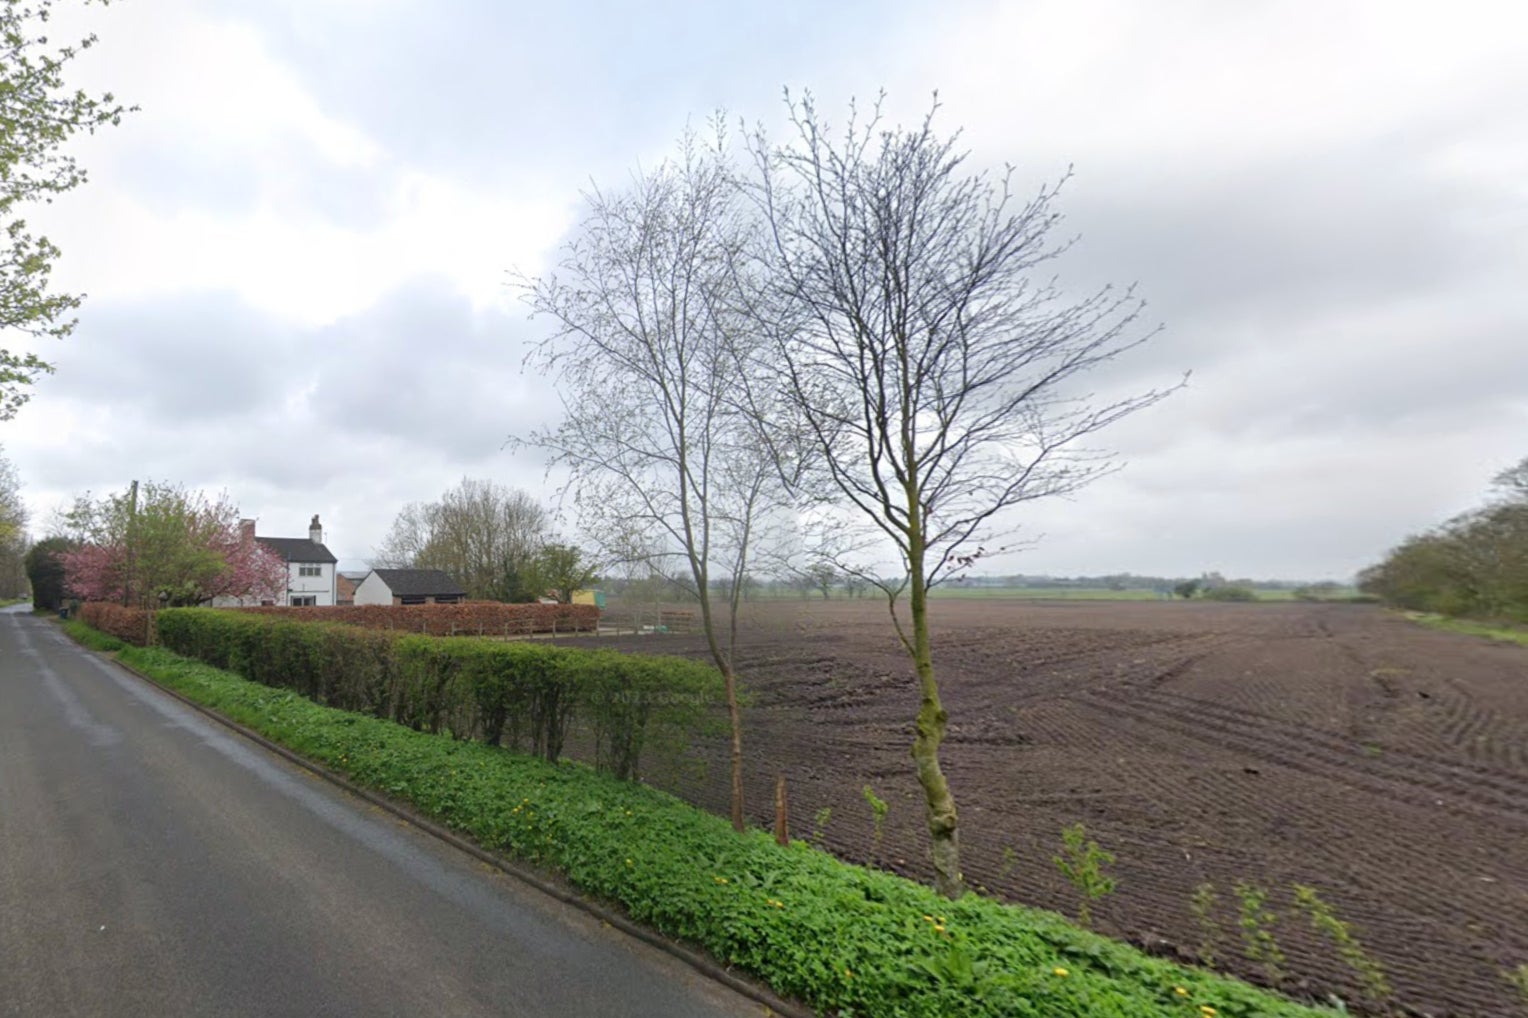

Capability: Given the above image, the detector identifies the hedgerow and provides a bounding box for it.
[153,608,719,780]
[233,600,599,636]
[78,601,153,645]
[83,627,1332,1018]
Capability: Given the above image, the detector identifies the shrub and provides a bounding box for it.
[154,608,720,780]
[233,601,598,637]
[1203,585,1258,602]
[78,602,154,645]
[1053,822,1117,929]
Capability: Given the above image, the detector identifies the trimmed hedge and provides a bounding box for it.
[154,608,719,780]
[233,601,599,637]
[78,602,154,646]
[98,639,1334,1018]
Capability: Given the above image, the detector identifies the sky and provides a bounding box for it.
[3,0,1524,581]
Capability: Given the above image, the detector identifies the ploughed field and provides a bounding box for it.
[565,600,1528,1017]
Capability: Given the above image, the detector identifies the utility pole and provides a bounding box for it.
[124,479,138,607]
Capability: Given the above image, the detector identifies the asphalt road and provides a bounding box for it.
[0,607,768,1018]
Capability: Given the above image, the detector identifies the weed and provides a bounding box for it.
[862,784,888,863]
[1052,822,1116,929]
[998,845,1019,881]
[1190,881,1222,966]
[1235,882,1286,983]
[1505,963,1528,1012]
[811,805,832,845]
[1291,884,1391,1004]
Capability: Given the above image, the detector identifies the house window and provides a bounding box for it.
[298,564,322,577]
[399,595,427,605]
[435,595,462,604]
[290,595,317,607]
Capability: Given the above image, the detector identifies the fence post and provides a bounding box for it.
[775,776,790,847]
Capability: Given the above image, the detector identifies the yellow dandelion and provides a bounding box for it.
[1053,967,1069,977]
[1200,1008,1217,1017]
[844,969,853,980]
[1175,986,1189,996]
[922,914,934,922]
[625,858,633,866]
[933,924,946,933]
[713,876,729,884]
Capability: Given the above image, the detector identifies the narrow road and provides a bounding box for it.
[0,608,767,1018]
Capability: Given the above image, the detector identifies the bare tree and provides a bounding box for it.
[746,93,1179,897]
[374,478,548,601]
[523,122,787,833]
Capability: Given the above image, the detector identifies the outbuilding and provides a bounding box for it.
[353,568,467,606]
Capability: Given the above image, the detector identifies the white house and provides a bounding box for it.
[353,568,466,606]
[248,515,339,606]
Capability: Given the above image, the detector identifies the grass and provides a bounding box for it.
[1403,612,1528,647]
[0,596,28,608]
[59,619,1336,1018]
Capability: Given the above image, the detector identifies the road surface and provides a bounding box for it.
[0,607,769,1017]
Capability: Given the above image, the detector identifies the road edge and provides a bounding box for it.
[79,635,814,1018]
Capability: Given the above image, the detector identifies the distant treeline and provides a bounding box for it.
[945,573,1340,593]
[1360,457,1528,622]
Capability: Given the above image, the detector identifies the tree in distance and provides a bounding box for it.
[24,535,73,609]
[59,480,285,607]
[374,478,549,602]
[0,445,28,595]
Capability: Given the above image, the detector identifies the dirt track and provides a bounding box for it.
[565,600,1528,1017]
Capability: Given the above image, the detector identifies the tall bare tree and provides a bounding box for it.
[374,478,547,601]
[523,123,787,833]
[747,93,1179,897]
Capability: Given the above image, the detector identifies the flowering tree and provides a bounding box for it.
[60,481,286,606]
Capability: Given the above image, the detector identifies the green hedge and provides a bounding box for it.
[154,608,721,781]
[97,639,1331,1018]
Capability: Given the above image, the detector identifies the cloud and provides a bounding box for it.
[3,0,1524,583]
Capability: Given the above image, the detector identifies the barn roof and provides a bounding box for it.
[369,568,466,597]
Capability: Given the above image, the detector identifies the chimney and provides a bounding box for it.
[309,514,323,544]
[240,518,256,543]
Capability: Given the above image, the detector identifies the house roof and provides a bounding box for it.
[368,568,466,597]
[257,536,338,565]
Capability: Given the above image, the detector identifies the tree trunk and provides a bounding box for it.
[908,545,963,898]
[724,662,745,832]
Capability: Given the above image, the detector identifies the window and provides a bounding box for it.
[290,595,317,607]
[399,595,427,605]
[435,595,462,604]
[298,564,322,577]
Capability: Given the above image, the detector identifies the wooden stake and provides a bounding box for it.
[774,775,790,847]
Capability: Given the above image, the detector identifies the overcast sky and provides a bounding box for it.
[3,0,1524,581]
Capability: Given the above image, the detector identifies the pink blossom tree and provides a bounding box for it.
[61,482,287,606]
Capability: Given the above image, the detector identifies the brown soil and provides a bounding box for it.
[561,600,1528,1017]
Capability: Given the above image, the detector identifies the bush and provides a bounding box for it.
[1202,585,1257,602]
[154,608,719,780]
[78,601,154,645]
[97,639,1333,1018]
[233,601,598,637]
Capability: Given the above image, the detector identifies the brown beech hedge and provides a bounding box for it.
[232,601,599,637]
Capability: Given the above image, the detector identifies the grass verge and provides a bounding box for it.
[1403,611,1528,647]
[63,622,1333,1018]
